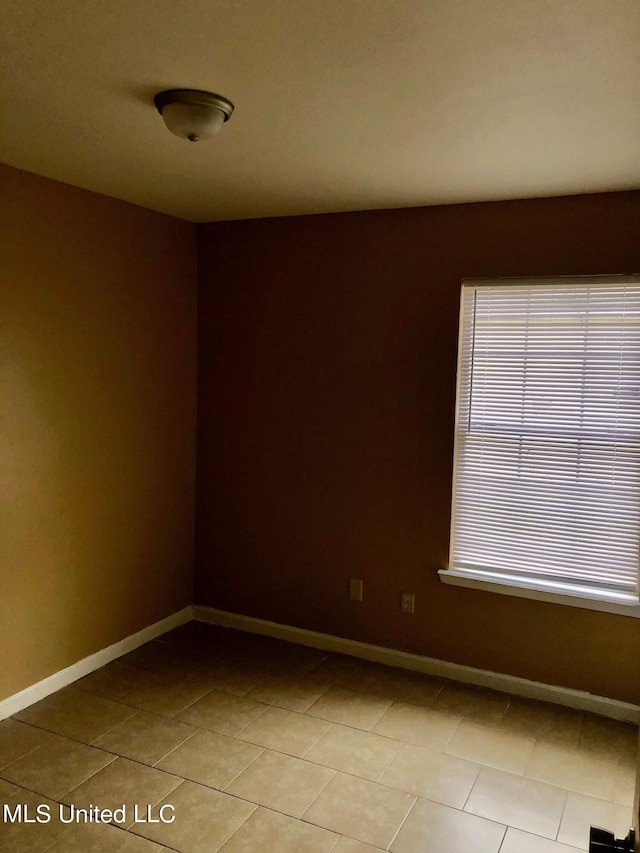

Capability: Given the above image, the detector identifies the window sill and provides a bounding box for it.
[438,568,640,618]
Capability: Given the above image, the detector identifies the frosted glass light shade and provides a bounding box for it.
[161,103,225,141]
[154,89,234,143]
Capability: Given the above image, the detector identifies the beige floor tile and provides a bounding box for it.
[464,766,567,839]
[219,806,338,852]
[92,711,197,766]
[224,641,287,672]
[65,757,181,829]
[119,641,183,671]
[224,633,285,657]
[577,714,638,761]
[303,771,415,849]
[613,747,636,771]
[176,690,267,736]
[306,687,392,730]
[155,729,262,789]
[301,668,347,694]
[372,702,461,750]
[235,707,331,757]
[131,780,256,851]
[445,719,535,775]
[119,641,203,677]
[557,791,633,850]
[0,735,115,799]
[500,698,583,746]
[0,789,70,853]
[524,739,618,800]
[390,797,506,853]
[612,759,636,806]
[14,687,137,743]
[276,646,329,677]
[14,630,638,853]
[47,821,164,852]
[186,662,267,697]
[74,661,155,700]
[244,643,328,678]
[305,724,402,782]
[366,668,443,707]
[119,672,213,717]
[309,655,385,691]
[380,743,480,808]
[332,839,385,852]
[226,749,334,818]
[431,684,510,724]
[500,827,582,853]
[0,719,54,768]
[246,675,330,712]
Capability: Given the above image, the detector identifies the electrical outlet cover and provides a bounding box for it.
[401,592,415,614]
[349,578,363,601]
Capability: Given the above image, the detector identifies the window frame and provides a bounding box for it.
[439,275,640,619]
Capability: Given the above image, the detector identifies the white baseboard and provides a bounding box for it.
[4,603,638,725]
[0,606,193,721]
[194,605,640,724]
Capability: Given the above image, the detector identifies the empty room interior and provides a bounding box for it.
[1,1,640,852]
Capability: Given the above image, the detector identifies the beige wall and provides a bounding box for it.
[196,191,640,705]
[3,164,639,709]
[0,165,197,702]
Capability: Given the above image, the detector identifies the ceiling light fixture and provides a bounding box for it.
[154,89,234,142]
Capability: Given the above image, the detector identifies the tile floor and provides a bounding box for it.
[1,621,637,852]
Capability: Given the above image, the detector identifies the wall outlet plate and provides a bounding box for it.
[401,592,415,614]
[349,578,363,601]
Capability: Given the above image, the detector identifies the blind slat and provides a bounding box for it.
[449,277,640,595]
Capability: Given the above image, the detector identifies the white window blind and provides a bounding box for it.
[449,276,640,603]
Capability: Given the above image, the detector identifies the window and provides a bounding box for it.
[440,276,640,616]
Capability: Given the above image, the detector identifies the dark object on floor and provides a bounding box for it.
[589,825,635,851]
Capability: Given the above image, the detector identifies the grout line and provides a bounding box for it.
[460,762,482,812]
[57,752,119,800]
[553,787,570,845]
[326,832,343,852]
[87,708,143,747]
[374,735,404,784]
[8,623,636,852]
[575,709,587,751]
[299,722,335,760]
[495,824,509,852]
[222,747,266,791]
[212,801,259,850]
[230,704,269,740]
[385,794,418,851]
[297,767,339,821]
[151,726,201,768]
[0,731,59,775]
[123,777,186,838]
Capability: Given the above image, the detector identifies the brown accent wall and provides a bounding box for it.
[196,191,640,705]
[0,164,197,701]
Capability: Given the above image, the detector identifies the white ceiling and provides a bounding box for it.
[2,0,639,223]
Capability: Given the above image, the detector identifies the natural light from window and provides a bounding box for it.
[440,276,640,617]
